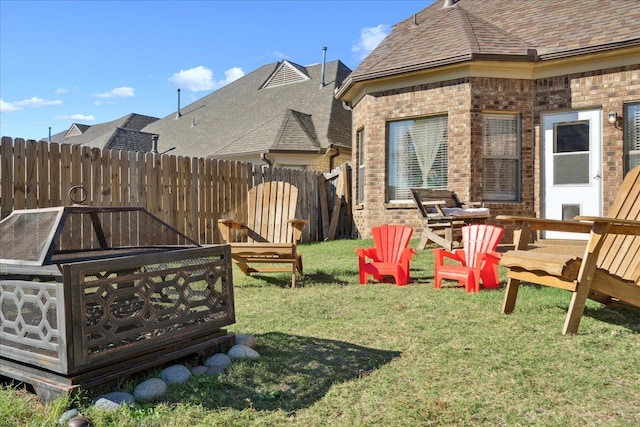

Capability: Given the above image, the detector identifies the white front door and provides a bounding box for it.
[542,110,602,240]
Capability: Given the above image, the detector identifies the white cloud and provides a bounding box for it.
[217,67,245,88]
[169,66,215,92]
[55,88,68,95]
[56,114,95,121]
[169,66,244,92]
[2,97,64,112]
[352,24,391,60]
[0,99,21,112]
[95,86,135,99]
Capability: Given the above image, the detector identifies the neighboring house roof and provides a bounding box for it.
[46,113,159,152]
[336,0,640,100]
[142,59,352,159]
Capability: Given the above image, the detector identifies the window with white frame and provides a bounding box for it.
[387,116,448,202]
[357,128,365,204]
[482,114,520,201]
[625,103,640,174]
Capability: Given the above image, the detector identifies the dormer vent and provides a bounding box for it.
[261,60,310,89]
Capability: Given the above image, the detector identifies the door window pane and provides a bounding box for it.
[553,121,590,185]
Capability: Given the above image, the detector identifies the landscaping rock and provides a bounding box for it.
[235,333,257,348]
[228,344,260,360]
[206,365,226,376]
[93,392,135,411]
[67,415,92,427]
[57,408,78,425]
[134,378,167,401]
[205,352,232,369]
[191,365,209,376]
[159,364,191,384]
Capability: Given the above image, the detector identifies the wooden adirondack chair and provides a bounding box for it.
[356,224,416,286]
[498,165,640,334]
[411,188,491,251]
[433,224,504,293]
[218,181,308,288]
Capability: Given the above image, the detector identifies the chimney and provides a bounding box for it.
[320,46,327,88]
[175,88,182,119]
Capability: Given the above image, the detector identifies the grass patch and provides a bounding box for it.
[2,238,640,426]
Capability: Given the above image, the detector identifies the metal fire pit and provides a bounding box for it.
[0,203,235,401]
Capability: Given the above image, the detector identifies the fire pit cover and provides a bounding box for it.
[0,205,200,268]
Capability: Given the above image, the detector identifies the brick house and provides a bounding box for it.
[335,0,640,240]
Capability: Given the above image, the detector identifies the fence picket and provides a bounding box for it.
[0,138,350,243]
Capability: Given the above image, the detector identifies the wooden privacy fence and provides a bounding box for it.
[0,137,352,243]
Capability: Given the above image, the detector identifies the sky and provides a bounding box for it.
[0,0,434,141]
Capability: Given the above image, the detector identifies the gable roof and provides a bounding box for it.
[337,0,640,100]
[142,59,352,159]
[47,113,159,152]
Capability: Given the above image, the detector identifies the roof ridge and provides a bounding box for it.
[355,4,452,76]
[273,109,319,150]
[462,8,531,54]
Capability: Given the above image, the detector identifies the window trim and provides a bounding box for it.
[357,128,365,205]
[624,101,640,175]
[481,112,521,202]
[385,115,449,203]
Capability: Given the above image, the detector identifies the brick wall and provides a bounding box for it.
[533,65,640,213]
[351,64,640,241]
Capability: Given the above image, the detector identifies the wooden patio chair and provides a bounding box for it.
[218,181,308,288]
[433,224,504,293]
[411,188,491,251]
[498,165,640,335]
[356,224,416,286]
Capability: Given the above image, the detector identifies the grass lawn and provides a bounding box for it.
[2,238,640,426]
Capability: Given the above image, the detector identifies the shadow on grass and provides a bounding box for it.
[179,332,401,411]
[517,284,640,333]
[582,305,640,332]
[237,269,359,288]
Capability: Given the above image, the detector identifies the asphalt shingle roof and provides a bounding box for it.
[338,0,640,96]
[47,113,159,152]
[142,59,352,159]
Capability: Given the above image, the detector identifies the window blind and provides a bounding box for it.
[626,103,640,172]
[387,116,448,202]
[482,114,519,201]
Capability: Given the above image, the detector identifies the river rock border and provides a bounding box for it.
[58,334,259,427]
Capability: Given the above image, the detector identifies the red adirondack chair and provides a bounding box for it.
[433,224,504,293]
[356,224,416,286]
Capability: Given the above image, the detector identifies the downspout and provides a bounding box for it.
[325,144,340,170]
[261,152,273,167]
[151,135,159,154]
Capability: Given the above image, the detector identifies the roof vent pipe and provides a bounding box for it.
[175,88,182,119]
[48,127,51,143]
[442,0,456,7]
[151,135,159,154]
[320,46,327,88]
